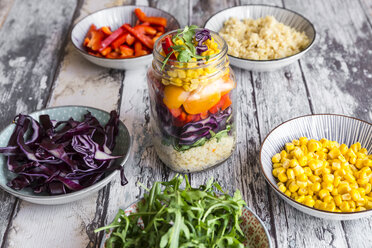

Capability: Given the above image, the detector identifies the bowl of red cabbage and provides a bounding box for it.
[0,105,131,205]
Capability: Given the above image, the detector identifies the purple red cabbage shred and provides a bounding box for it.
[0,111,127,195]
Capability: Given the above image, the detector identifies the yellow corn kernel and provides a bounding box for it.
[292,147,304,160]
[299,137,308,146]
[344,173,356,182]
[357,152,367,159]
[331,161,342,171]
[322,182,334,192]
[323,195,333,203]
[308,140,321,152]
[356,206,366,211]
[334,195,342,206]
[364,159,372,167]
[286,169,295,180]
[278,184,287,193]
[304,197,315,207]
[309,175,321,183]
[331,188,339,196]
[308,159,322,170]
[296,180,307,189]
[326,202,336,212]
[285,143,295,152]
[323,174,334,183]
[328,141,340,150]
[320,138,329,147]
[316,151,327,160]
[338,182,351,194]
[322,167,331,176]
[350,189,361,201]
[282,159,290,169]
[273,163,282,169]
[292,139,300,146]
[284,190,291,197]
[350,156,357,165]
[311,182,321,192]
[359,148,368,155]
[318,189,330,199]
[334,176,341,187]
[308,189,314,196]
[272,153,281,163]
[278,172,288,183]
[289,159,300,168]
[357,177,369,185]
[297,174,308,182]
[298,187,308,196]
[350,142,361,153]
[340,201,350,212]
[298,156,308,166]
[366,201,372,209]
[355,159,365,169]
[292,192,298,198]
[365,183,371,194]
[314,200,322,209]
[338,154,348,163]
[295,195,305,203]
[328,148,341,159]
[350,182,358,189]
[293,165,304,176]
[280,150,287,160]
[300,145,308,154]
[358,187,366,196]
[349,200,356,209]
[339,144,348,155]
[288,181,299,193]
[304,167,312,176]
[342,193,352,201]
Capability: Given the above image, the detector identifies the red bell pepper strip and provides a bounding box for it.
[100,47,112,56]
[221,94,232,110]
[85,24,97,39]
[99,27,125,52]
[134,8,167,27]
[162,36,176,59]
[101,26,112,35]
[111,32,128,49]
[126,34,135,46]
[87,29,104,51]
[134,25,157,36]
[120,45,134,56]
[169,108,182,118]
[200,111,209,120]
[122,24,154,49]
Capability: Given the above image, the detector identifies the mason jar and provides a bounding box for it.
[147,29,237,172]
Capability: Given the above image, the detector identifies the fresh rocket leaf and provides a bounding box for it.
[95,175,247,248]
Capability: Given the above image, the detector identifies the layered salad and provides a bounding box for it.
[147,26,236,172]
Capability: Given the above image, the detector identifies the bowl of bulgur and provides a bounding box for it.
[204,4,316,71]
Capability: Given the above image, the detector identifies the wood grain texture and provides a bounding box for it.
[1,0,128,248]
[0,0,13,29]
[0,0,77,247]
[284,1,372,248]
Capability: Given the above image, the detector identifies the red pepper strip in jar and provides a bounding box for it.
[161,36,176,60]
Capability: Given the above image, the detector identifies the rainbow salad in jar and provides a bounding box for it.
[147,26,236,172]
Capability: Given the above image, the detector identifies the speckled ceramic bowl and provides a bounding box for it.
[260,114,372,220]
[71,5,180,70]
[204,4,316,71]
[0,105,131,205]
[100,200,272,248]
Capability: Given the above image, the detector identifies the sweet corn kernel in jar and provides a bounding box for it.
[272,138,371,212]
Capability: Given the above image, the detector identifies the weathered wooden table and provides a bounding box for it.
[0,0,371,247]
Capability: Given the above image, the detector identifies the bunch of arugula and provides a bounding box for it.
[95,175,247,248]
[162,25,211,70]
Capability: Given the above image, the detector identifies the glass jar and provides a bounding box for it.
[147,29,236,173]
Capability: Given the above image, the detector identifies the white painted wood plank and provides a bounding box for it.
[2,0,128,248]
[283,1,372,247]
[0,0,77,246]
[239,1,349,247]
[0,0,13,29]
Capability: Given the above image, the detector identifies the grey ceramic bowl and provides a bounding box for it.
[260,114,372,220]
[100,200,272,248]
[204,4,316,71]
[0,106,131,205]
[71,5,180,70]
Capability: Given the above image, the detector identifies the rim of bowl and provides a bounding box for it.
[203,4,317,63]
[0,105,132,201]
[259,113,372,216]
[109,200,272,248]
[70,5,181,62]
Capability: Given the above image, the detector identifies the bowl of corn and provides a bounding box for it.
[260,114,372,220]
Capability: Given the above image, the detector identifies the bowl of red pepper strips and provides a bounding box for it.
[71,6,180,70]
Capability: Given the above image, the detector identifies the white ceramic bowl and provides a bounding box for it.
[0,106,131,205]
[204,4,316,71]
[260,114,372,220]
[71,5,180,70]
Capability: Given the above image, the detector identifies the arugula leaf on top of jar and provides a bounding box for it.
[147,25,237,172]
